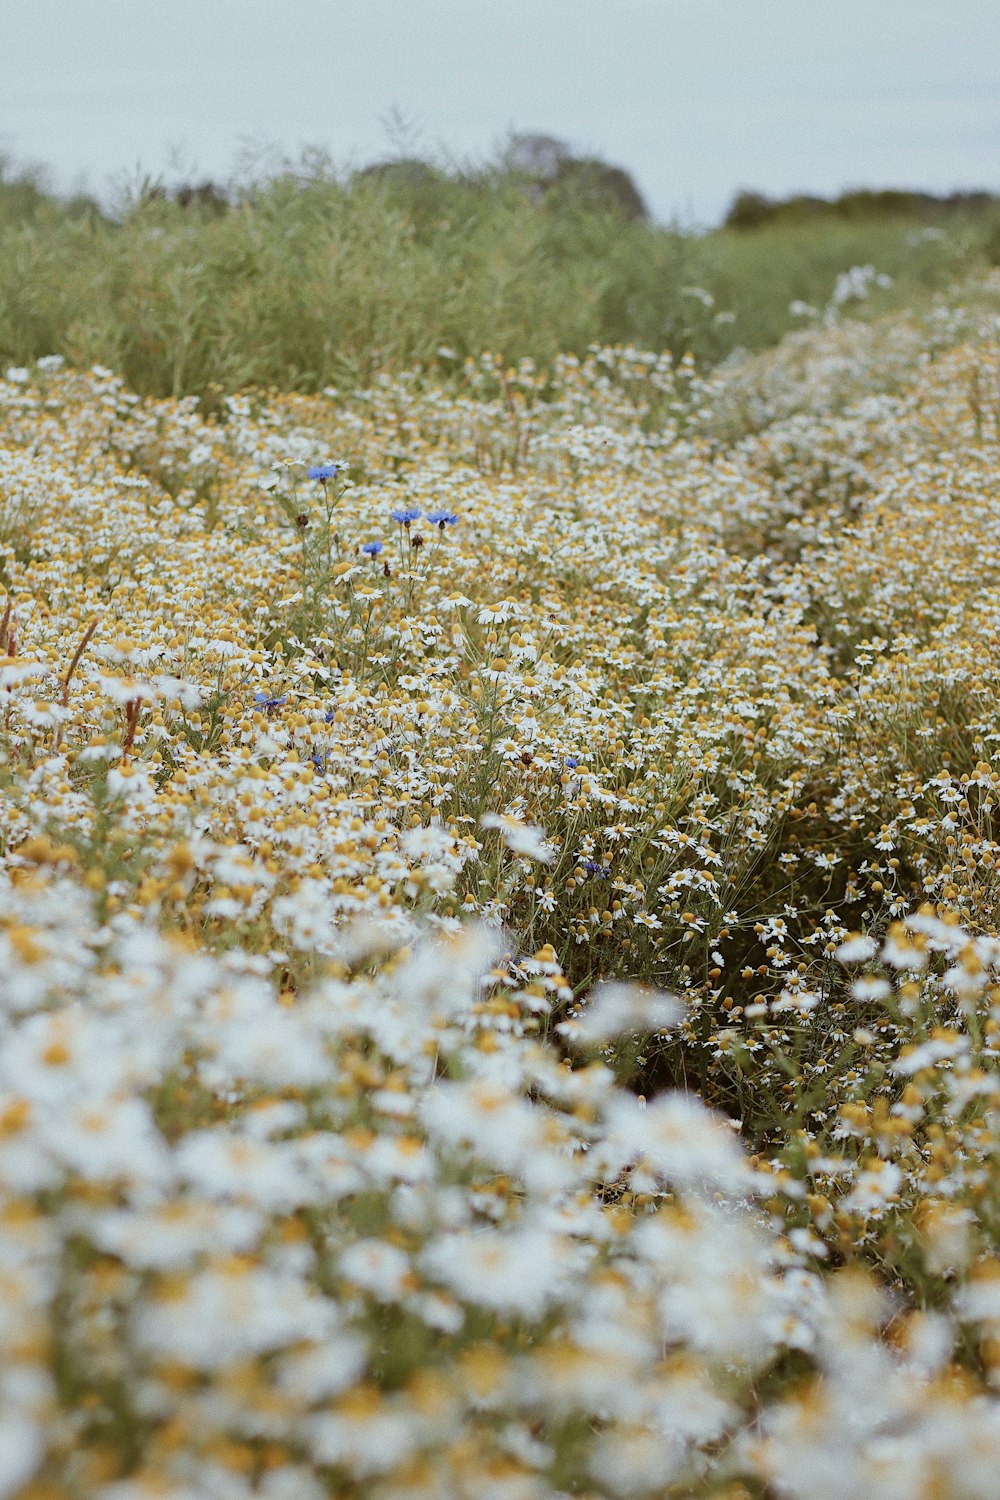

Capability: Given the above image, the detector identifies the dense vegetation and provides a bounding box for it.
[724,184,1000,230]
[0,143,997,397]
[4,140,1000,1494]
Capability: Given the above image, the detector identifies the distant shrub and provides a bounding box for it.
[549,156,649,221]
[499,131,648,220]
[0,153,103,229]
[173,180,229,213]
[725,184,1000,231]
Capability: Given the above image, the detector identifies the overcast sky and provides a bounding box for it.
[3,0,999,226]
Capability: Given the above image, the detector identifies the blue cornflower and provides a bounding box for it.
[565,756,580,770]
[361,540,384,557]
[323,707,337,723]
[426,510,459,528]
[582,859,610,878]
[309,750,327,774]
[254,690,287,714]
[307,463,340,482]
[390,507,422,525]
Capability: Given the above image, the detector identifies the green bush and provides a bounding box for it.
[0,150,992,396]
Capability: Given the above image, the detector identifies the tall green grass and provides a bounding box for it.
[0,151,991,397]
[702,216,981,351]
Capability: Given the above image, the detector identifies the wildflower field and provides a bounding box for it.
[3,273,1000,1498]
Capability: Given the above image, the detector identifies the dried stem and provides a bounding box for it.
[61,618,99,707]
[122,697,142,762]
[56,616,99,751]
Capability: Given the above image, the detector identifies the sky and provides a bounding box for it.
[3,0,999,227]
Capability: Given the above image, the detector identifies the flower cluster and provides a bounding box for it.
[0,869,997,1495]
[0,271,999,1491]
